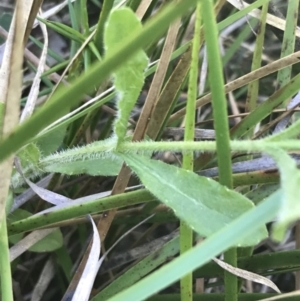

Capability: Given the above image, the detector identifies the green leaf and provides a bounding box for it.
[245,184,279,205]
[43,153,123,176]
[29,229,63,252]
[266,149,300,241]
[11,143,41,187]
[17,143,41,167]
[8,209,32,243]
[104,190,280,301]
[8,209,63,252]
[104,7,148,144]
[11,143,42,187]
[120,154,268,247]
[36,126,67,156]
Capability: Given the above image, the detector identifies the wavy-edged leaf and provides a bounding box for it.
[120,153,268,247]
[104,7,148,144]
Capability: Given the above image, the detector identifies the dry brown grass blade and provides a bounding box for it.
[133,21,181,141]
[136,0,153,19]
[23,0,44,45]
[213,257,280,293]
[21,10,48,122]
[252,102,300,140]
[9,229,56,262]
[0,26,63,84]
[169,50,300,123]
[0,2,25,226]
[228,0,300,37]
[30,258,55,301]
[147,46,191,139]
[61,242,93,301]
[257,290,300,301]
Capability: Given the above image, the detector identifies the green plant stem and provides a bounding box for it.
[36,139,300,165]
[180,3,202,300]
[245,2,268,115]
[8,189,155,235]
[80,0,89,35]
[201,1,232,187]
[94,0,114,54]
[0,216,13,301]
[201,0,236,299]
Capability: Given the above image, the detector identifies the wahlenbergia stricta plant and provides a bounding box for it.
[4,1,300,301]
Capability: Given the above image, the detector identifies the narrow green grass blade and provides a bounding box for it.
[37,18,85,43]
[245,2,268,115]
[180,3,201,299]
[94,0,114,54]
[202,0,236,297]
[276,0,299,99]
[105,190,280,301]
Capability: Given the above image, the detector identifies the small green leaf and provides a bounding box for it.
[245,184,279,205]
[104,7,148,144]
[8,209,63,252]
[36,126,66,156]
[29,229,63,252]
[17,143,41,166]
[120,154,268,247]
[8,209,32,243]
[11,143,41,187]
